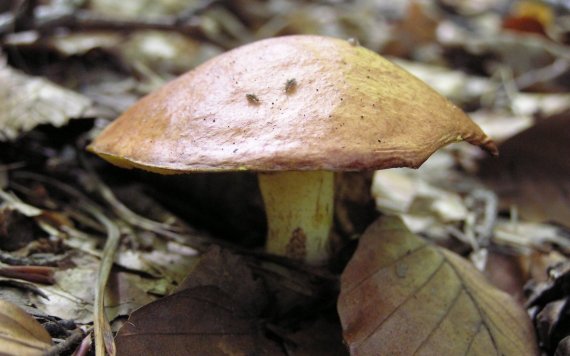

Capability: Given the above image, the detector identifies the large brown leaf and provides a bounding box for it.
[479,110,570,227]
[337,216,538,355]
[115,246,348,355]
[115,247,282,355]
[115,286,282,355]
[0,300,52,356]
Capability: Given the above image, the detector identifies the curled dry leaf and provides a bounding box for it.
[0,299,52,355]
[337,216,538,355]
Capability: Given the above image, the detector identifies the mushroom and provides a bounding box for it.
[88,35,497,265]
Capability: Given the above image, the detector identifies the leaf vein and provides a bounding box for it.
[355,258,446,348]
[437,252,502,354]
[413,281,462,355]
[344,243,428,295]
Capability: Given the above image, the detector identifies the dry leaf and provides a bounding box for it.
[0,57,92,141]
[480,110,570,227]
[115,247,281,355]
[392,59,493,106]
[493,219,570,254]
[483,250,527,304]
[114,286,283,356]
[526,260,570,353]
[176,246,268,315]
[512,93,570,118]
[0,299,52,355]
[382,1,439,58]
[502,1,553,36]
[337,216,538,355]
[0,207,42,251]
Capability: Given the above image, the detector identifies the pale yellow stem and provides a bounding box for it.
[258,171,334,265]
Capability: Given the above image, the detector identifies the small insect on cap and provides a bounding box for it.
[88,35,496,173]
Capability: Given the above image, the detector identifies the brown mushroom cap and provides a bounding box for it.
[88,35,496,173]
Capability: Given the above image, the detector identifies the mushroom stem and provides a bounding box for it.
[258,170,334,265]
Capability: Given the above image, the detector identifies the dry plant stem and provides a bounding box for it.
[44,328,86,356]
[258,171,333,265]
[87,206,119,356]
[0,265,55,284]
[79,153,210,250]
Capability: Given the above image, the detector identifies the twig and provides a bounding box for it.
[8,171,116,355]
[0,278,49,299]
[0,0,36,34]
[514,58,570,90]
[0,250,61,266]
[78,152,211,251]
[44,328,86,356]
[0,265,55,284]
[72,332,93,356]
[448,223,480,251]
[0,161,26,172]
[466,188,498,247]
[2,1,228,47]
[11,171,103,211]
[0,188,43,216]
[88,205,119,356]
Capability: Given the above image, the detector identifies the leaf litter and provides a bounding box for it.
[0,299,52,355]
[115,246,344,355]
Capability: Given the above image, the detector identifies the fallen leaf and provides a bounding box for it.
[0,299,52,355]
[480,110,570,227]
[535,299,568,353]
[176,246,268,315]
[493,219,570,254]
[526,260,570,354]
[392,58,493,106]
[511,93,570,118]
[483,250,527,304]
[372,168,468,222]
[0,207,42,251]
[334,172,377,241]
[382,1,439,58]
[0,56,92,141]
[115,247,281,355]
[337,215,538,355]
[502,1,553,36]
[556,336,570,355]
[113,246,345,354]
[437,17,559,82]
[114,286,283,356]
[31,253,159,325]
[88,0,190,19]
[469,110,534,143]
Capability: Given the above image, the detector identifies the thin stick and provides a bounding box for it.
[44,328,86,356]
[88,205,119,356]
[79,153,211,250]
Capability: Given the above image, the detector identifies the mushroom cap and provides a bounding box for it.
[88,35,496,173]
